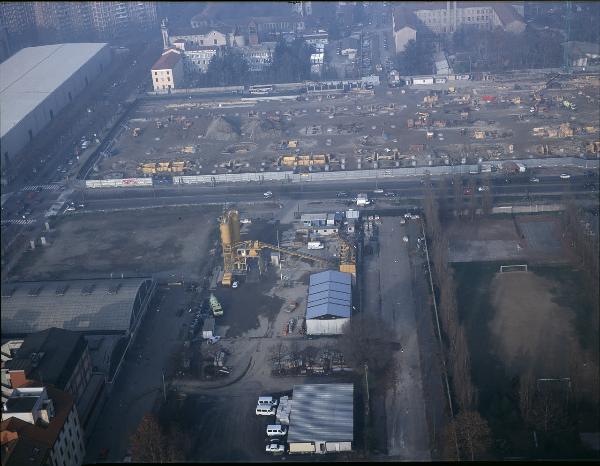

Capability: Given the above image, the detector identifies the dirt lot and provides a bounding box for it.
[448,214,569,263]
[10,206,220,282]
[91,73,599,180]
[489,270,587,378]
[455,260,599,456]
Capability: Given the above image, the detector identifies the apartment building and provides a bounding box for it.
[178,44,218,73]
[238,42,276,72]
[151,48,184,91]
[0,3,35,34]
[392,8,427,52]
[0,3,36,59]
[411,2,525,35]
[90,1,157,38]
[1,385,86,466]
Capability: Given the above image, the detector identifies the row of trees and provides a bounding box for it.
[450,26,563,72]
[189,39,314,88]
[561,199,600,313]
[129,414,190,462]
[422,178,492,460]
[394,38,435,76]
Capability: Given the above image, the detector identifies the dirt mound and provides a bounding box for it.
[205,116,240,141]
[242,118,283,140]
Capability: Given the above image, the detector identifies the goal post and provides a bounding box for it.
[500,264,528,273]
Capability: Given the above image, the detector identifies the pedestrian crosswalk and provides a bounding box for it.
[1,219,36,225]
[21,184,62,192]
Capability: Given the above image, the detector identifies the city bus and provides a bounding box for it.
[249,84,274,95]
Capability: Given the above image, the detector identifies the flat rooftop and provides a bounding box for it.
[288,383,354,443]
[0,43,108,138]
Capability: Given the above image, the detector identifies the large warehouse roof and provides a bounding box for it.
[287,383,354,443]
[1,278,153,336]
[306,270,352,319]
[0,43,108,139]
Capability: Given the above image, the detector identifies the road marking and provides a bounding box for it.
[1,219,36,225]
[21,184,62,192]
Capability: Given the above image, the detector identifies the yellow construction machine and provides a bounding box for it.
[218,210,358,286]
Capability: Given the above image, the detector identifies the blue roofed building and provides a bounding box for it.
[305,271,352,335]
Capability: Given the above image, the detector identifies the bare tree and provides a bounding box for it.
[518,370,535,426]
[268,341,289,370]
[288,340,303,368]
[340,313,397,377]
[467,178,477,221]
[481,174,493,215]
[452,410,493,460]
[130,414,171,463]
[453,174,463,218]
[302,345,320,367]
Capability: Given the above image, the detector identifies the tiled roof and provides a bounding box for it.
[393,7,426,33]
[0,433,50,466]
[151,50,182,70]
[491,2,523,26]
[1,384,74,448]
[4,328,86,389]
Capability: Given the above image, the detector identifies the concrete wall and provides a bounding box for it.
[1,45,112,169]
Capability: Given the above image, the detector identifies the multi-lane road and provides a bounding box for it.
[65,172,598,213]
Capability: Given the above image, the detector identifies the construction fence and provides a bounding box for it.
[84,157,599,189]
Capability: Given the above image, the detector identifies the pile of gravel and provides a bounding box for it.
[205,116,240,141]
[242,118,283,140]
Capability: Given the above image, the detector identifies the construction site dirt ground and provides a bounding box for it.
[9,205,220,282]
[90,73,599,180]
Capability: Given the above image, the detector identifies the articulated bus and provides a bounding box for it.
[249,84,274,95]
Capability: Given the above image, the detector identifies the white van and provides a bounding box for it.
[257,396,278,407]
[266,425,287,437]
[255,406,276,416]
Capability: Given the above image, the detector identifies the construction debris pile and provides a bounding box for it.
[138,160,191,174]
[205,116,240,141]
[271,348,351,376]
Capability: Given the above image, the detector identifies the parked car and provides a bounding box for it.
[560,173,571,179]
[529,177,540,183]
[263,191,273,199]
[477,186,490,192]
[265,443,285,454]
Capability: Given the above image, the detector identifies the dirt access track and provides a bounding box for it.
[10,205,219,282]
